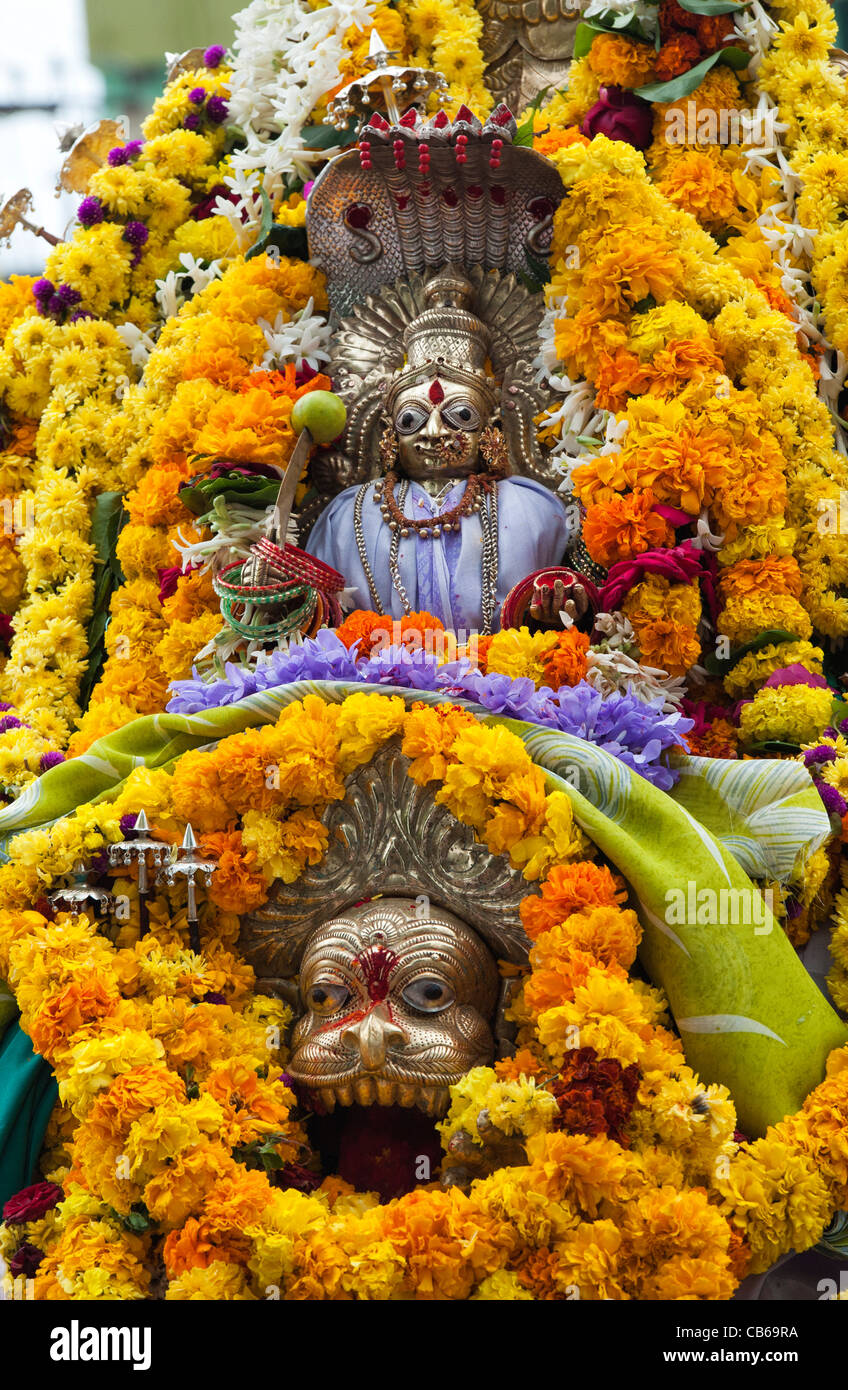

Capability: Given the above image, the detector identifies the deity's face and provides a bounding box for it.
[392,378,492,481]
[288,898,499,1117]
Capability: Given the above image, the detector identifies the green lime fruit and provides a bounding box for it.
[291,390,347,444]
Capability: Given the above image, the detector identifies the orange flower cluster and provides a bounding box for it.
[336,608,445,657]
[69,255,329,754]
[583,489,675,568]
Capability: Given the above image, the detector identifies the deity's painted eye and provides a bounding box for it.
[304,981,350,1014]
[395,404,429,435]
[441,401,480,431]
[401,977,456,1013]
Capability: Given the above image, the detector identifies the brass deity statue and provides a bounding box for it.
[303,104,601,634]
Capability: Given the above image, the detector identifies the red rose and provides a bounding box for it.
[2,1180,63,1225]
[581,86,655,150]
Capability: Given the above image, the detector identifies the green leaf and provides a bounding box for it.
[90,491,124,564]
[634,46,750,102]
[703,628,798,676]
[109,1202,151,1234]
[512,85,559,154]
[300,119,357,149]
[678,0,750,11]
[245,186,274,260]
[79,493,128,712]
[745,739,802,755]
[632,294,657,313]
[574,21,607,59]
[246,220,308,264]
[513,120,535,148]
[233,1133,291,1173]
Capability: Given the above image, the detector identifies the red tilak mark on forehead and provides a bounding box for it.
[428,379,444,404]
[353,945,398,1003]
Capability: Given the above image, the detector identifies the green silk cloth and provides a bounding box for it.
[0,679,843,1141]
[0,982,57,1208]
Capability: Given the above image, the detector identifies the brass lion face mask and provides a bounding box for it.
[288,898,500,1118]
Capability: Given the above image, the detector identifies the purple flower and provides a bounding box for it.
[444,667,549,720]
[544,683,693,790]
[581,86,654,150]
[123,220,149,247]
[32,277,53,304]
[262,628,358,685]
[0,715,23,733]
[56,284,81,305]
[205,95,229,125]
[39,751,65,773]
[357,644,443,690]
[119,812,138,835]
[189,86,207,104]
[817,781,847,817]
[107,142,143,165]
[166,630,359,713]
[77,195,104,227]
[803,745,837,768]
[69,309,94,322]
[183,113,201,131]
[204,44,226,67]
[0,701,13,712]
[203,991,227,1005]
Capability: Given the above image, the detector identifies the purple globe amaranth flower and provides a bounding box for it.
[203,991,227,1005]
[183,113,201,131]
[803,745,838,767]
[32,277,53,304]
[123,219,149,247]
[120,812,139,835]
[77,195,104,227]
[69,309,94,322]
[189,86,207,104]
[56,283,82,305]
[205,95,229,125]
[581,85,654,150]
[39,750,65,773]
[204,44,226,67]
[817,781,848,817]
[108,140,144,165]
[0,715,24,733]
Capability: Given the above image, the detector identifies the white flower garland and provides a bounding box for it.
[227,0,378,193]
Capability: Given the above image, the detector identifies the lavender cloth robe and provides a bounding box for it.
[307,476,572,632]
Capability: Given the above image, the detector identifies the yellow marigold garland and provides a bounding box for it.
[1,693,847,1298]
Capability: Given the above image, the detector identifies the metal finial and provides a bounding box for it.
[107,809,171,939]
[156,823,218,954]
[48,860,116,920]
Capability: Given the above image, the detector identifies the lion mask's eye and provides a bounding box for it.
[400,977,455,1013]
[304,982,350,1015]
